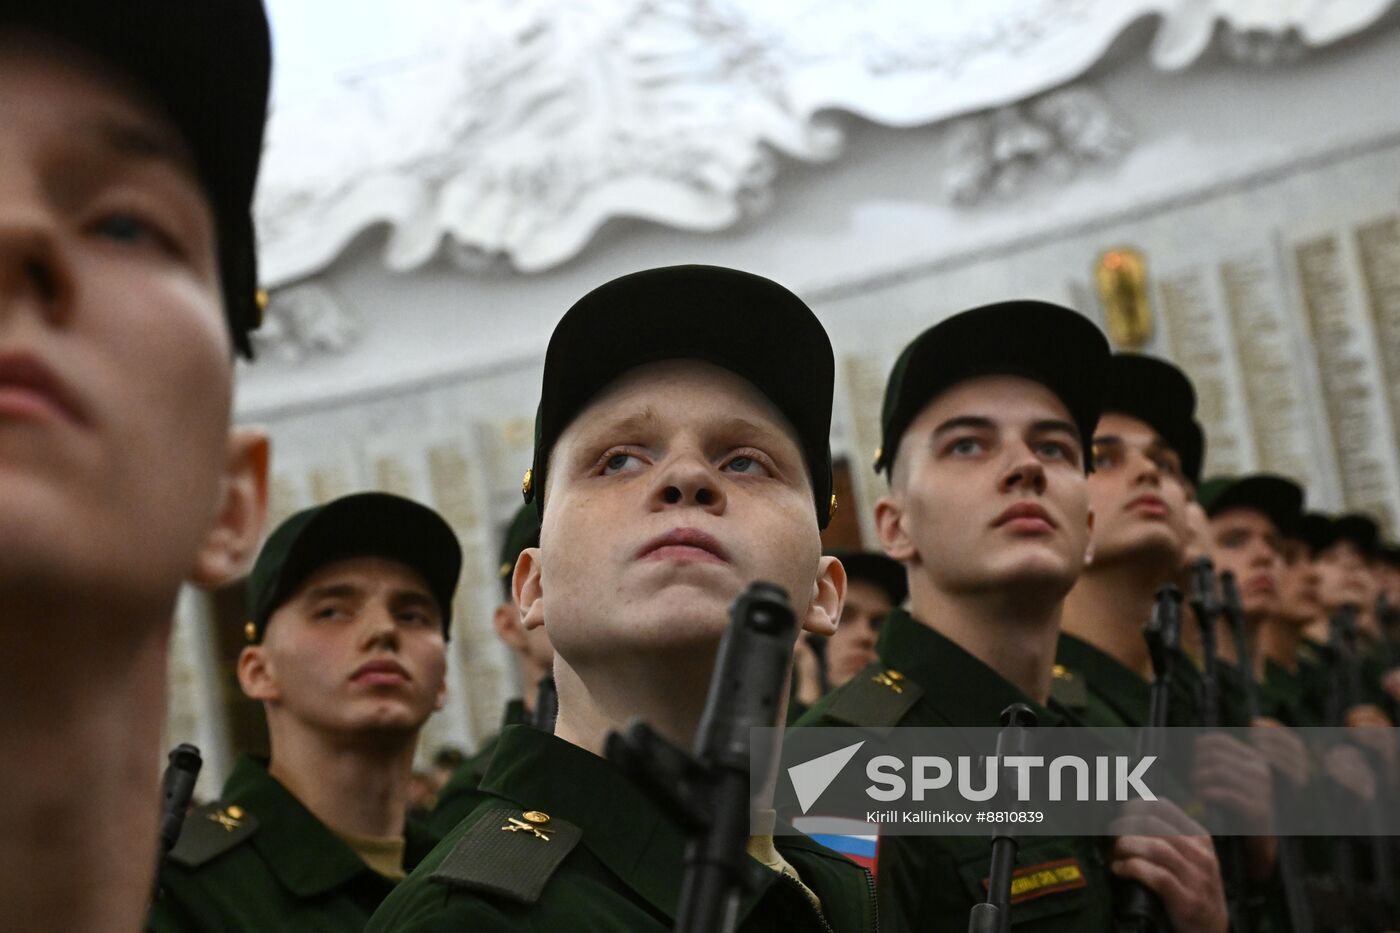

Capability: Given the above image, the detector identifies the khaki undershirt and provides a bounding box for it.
[746,809,823,914]
[331,827,407,882]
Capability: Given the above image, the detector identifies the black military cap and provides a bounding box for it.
[1298,512,1337,555]
[524,265,836,528]
[1333,513,1381,559]
[1197,474,1304,539]
[497,503,542,600]
[244,493,462,643]
[826,549,907,607]
[1380,543,1400,568]
[1,1,272,357]
[1098,354,1205,485]
[874,300,1110,476]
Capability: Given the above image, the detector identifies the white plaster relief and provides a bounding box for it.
[255,0,1397,285]
[252,282,364,363]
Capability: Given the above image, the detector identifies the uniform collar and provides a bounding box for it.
[876,607,1066,727]
[1056,633,1150,726]
[478,725,780,922]
[223,756,384,898]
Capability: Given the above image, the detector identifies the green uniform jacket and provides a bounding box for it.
[150,756,440,932]
[368,725,878,932]
[1055,634,1203,728]
[428,698,530,837]
[797,609,1115,933]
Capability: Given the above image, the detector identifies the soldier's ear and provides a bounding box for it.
[236,643,279,703]
[874,493,915,563]
[190,427,270,588]
[802,555,847,636]
[513,546,545,631]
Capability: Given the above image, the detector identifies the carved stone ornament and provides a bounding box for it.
[254,0,1397,284]
[250,282,363,363]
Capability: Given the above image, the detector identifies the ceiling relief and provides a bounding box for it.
[255,0,1396,285]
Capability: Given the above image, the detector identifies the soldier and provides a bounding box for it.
[1259,507,1327,727]
[152,492,461,931]
[0,4,272,931]
[792,549,907,719]
[369,265,877,931]
[428,503,550,836]
[1057,353,1204,729]
[798,304,1227,932]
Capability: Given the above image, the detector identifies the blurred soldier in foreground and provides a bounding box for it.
[0,4,272,931]
[797,303,1226,932]
[151,493,460,931]
[370,265,877,931]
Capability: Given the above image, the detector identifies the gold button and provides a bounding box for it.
[521,468,534,500]
[522,810,550,825]
[499,561,514,579]
[226,806,244,820]
[828,493,838,521]
[872,446,883,467]
[243,621,257,642]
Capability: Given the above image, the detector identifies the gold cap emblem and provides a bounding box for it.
[872,446,883,468]
[828,493,838,522]
[521,468,534,501]
[522,811,550,825]
[243,620,257,643]
[253,288,269,327]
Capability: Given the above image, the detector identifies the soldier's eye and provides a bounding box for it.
[949,437,982,456]
[600,451,643,475]
[724,453,771,476]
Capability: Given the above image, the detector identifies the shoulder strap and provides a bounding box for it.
[168,802,259,869]
[1050,663,1089,711]
[823,663,924,729]
[430,806,581,905]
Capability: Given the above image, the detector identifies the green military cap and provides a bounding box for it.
[1197,474,1304,539]
[244,492,462,643]
[1,2,272,357]
[874,300,1110,476]
[1333,513,1382,558]
[523,264,837,529]
[497,503,541,599]
[1098,353,1205,485]
[825,549,907,606]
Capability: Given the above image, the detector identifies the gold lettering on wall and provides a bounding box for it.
[1158,269,1245,475]
[1295,235,1397,530]
[1356,216,1400,443]
[1219,255,1314,486]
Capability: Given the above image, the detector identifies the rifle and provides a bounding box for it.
[1115,584,1181,932]
[1188,558,1250,933]
[532,675,559,733]
[968,703,1038,933]
[150,743,202,906]
[606,582,798,933]
[1329,606,1397,928]
[1219,571,1314,933]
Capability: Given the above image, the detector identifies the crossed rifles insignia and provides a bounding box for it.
[502,810,554,842]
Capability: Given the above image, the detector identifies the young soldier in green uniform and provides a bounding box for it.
[798,305,1227,933]
[791,550,907,720]
[1259,514,1326,726]
[369,265,877,932]
[1057,353,1204,730]
[0,5,272,931]
[152,493,461,931]
[429,503,549,836]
